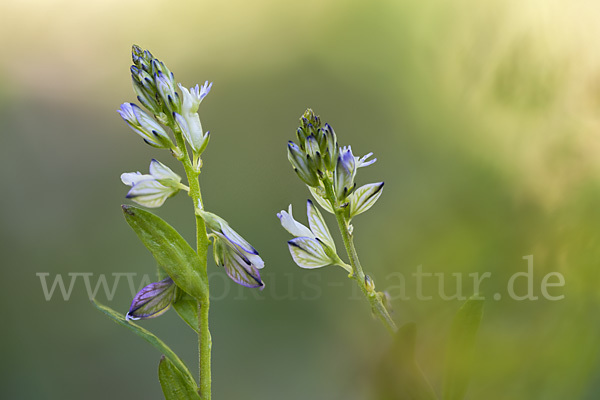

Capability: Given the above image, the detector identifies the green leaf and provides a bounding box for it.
[92,299,196,387]
[442,296,485,400]
[122,205,207,302]
[158,356,201,400]
[376,323,438,400]
[173,290,199,333]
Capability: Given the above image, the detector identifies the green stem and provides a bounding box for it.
[170,124,211,399]
[322,176,397,335]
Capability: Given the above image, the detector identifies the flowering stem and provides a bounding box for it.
[170,123,211,399]
[321,176,397,335]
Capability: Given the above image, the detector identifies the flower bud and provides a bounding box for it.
[155,71,181,113]
[334,146,357,200]
[321,123,338,171]
[287,142,320,187]
[117,103,174,148]
[304,135,324,174]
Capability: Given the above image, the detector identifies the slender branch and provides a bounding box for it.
[321,176,397,335]
[170,123,211,399]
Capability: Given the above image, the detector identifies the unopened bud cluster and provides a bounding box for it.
[286,109,384,220]
[120,45,211,158]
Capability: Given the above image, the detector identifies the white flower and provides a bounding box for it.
[117,103,173,148]
[121,160,183,208]
[176,81,213,154]
[199,210,265,289]
[278,200,345,270]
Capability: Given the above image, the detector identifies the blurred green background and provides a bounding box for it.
[2,0,599,398]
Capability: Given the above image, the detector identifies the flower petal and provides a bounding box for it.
[308,185,334,214]
[121,172,153,186]
[126,180,177,208]
[214,235,264,289]
[348,182,384,218]
[149,159,181,182]
[287,237,333,269]
[277,205,314,238]
[126,277,176,320]
[220,223,258,256]
[306,200,335,251]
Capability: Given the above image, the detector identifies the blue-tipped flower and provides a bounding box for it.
[199,210,265,289]
[334,146,357,200]
[121,159,184,208]
[126,277,176,320]
[287,142,320,187]
[117,103,174,148]
[278,200,347,271]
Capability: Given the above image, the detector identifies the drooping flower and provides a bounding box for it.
[126,277,176,320]
[278,200,348,271]
[198,210,265,289]
[121,159,184,208]
[117,103,173,148]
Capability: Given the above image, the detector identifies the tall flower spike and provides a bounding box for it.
[199,210,265,289]
[126,277,176,320]
[121,159,184,208]
[117,103,174,148]
[278,202,347,271]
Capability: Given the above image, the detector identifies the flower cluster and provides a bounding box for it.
[122,45,212,159]
[287,109,384,220]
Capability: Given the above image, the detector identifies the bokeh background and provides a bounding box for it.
[2,0,600,398]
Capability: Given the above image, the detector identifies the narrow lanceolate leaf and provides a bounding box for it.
[348,182,384,218]
[92,300,196,387]
[287,237,333,269]
[308,185,334,214]
[159,356,201,400]
[122,205,207,302]
[306,200,336,251]
[376,323,438,400]
[173,291,199,333]
[443,297,484,400]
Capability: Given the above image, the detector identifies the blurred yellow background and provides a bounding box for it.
[1,0,599,398]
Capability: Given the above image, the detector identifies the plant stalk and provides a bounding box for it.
[322,176,397,335]
[171,124,211,399]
